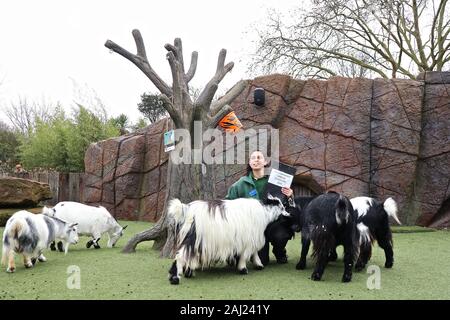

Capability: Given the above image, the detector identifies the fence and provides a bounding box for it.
[0,171,84,206]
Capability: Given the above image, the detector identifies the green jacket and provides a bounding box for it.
[225,172,268,200]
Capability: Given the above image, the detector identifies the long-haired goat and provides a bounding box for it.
[350,196,401,271]
[295,192,360,282]
[167,195,292,285]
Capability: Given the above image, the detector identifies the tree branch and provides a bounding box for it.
[185,51,198,82]
[210,80,248,115]
[197,49,235,109]
[207,104,233,129]
[105,30,172,97]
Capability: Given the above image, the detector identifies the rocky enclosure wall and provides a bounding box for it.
[83,72,449,227]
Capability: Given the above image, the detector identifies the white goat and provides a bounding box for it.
[167,195,293,285]
[1,210,78,273]
[43,202,127,250]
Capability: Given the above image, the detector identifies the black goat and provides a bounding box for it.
[295,192,360,282]
[350,196,401,271]
[258,196,317,265]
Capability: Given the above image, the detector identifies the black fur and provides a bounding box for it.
[296,193,359,282]
[86,240,94,248]
[180,220,199,262]
[354,198,396,270]
[168,261,179,285]
[258,195,317,265]
[207,200,227,220]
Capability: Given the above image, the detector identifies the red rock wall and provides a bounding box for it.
[83,72,450,227]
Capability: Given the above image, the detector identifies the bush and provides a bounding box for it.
[20,105,119,172]
[0,211,13,227]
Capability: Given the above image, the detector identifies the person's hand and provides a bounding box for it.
[281,187,293,198]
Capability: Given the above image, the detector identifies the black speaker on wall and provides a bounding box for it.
[254,87,265,107]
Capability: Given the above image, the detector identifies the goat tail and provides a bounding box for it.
[311,226,335,263]
[167,198,186,225]
[384,197,401,225]
[335,195,350,225]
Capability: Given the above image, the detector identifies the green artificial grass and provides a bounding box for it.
[0,221,449,300]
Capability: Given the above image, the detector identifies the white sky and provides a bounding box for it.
[0,0,299,125]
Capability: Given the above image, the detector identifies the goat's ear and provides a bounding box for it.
[69,223,78,228]
[122,225,128,230]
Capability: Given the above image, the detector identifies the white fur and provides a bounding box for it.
[383,197,401,225]
[44,202,126,248]
[350,197,373,218]
[1,210,78,272]
[357,222,371,245]
[335,210,349,225]
[169,198,289,280]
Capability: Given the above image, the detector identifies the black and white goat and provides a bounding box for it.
[167,195,292,285]
[1,210,79,273]
[350,196,401,271]
[295,192,360,282]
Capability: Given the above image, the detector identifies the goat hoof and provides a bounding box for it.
[296,261,306,270]
[184,269,193,278]
[239,268,248,275]
[31,258,37,265]
[276,256,288,264]
[38,256,47,262]
[6,267,15,273]
[385,261,393,268]
[57,242,64,252]
[94,245,101,249]
[50,243,56,251]
[169,276,180,285]
[86,241,93,248]
[342,274,352,283]
[355,264,365,272]
[311,272,322,281]
[255,265,264,271]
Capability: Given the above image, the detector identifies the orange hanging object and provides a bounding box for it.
[218,111,243,133]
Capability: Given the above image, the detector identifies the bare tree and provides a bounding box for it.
[105,30,246,256]
[3,97,57,135]
[250,0,450,79]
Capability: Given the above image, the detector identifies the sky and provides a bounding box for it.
[0,0,300,125]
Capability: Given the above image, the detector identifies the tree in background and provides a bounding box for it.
[137,93,169,124]
[131,117,149,131]
[250,0,450,79]
[20,105,119,172]
[110,113,130,135]
[4,97,59,136]
[0,120,21,168]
